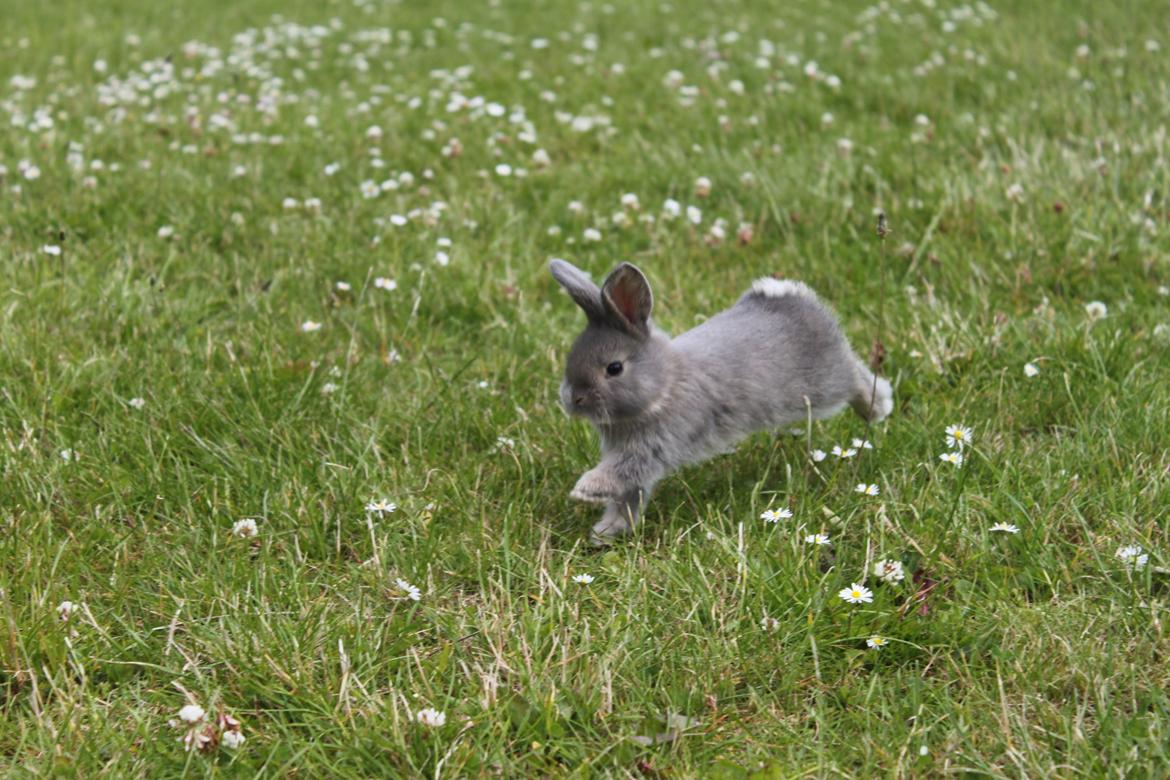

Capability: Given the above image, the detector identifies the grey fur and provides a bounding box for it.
[550,260,893,545]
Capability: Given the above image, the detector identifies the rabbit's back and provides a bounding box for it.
[670,282,861,427]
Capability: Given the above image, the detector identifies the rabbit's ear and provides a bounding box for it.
[550,259,605,321]
[601,263,653,338]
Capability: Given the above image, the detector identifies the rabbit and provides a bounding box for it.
[549,258,893,545]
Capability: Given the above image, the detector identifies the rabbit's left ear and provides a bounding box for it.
[601,263,653,338]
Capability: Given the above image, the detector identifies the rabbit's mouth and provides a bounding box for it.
[560,381,603,419]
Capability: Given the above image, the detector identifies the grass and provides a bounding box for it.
[2,0,1169,775]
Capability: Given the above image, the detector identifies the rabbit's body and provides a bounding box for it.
[549,261,892,544]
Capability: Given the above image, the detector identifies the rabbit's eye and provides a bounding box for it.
[606,361,624,377]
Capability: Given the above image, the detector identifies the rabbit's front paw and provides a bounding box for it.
[570,467,623,504]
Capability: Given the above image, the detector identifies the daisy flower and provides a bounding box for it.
[838,583,873,604]
[939,451,964,467]
[128,397,146,410]
[396,578,422,601]
[1116,545,1149,569]
[831,445,857,459]
[866,635,889,650]
[365,499,397,515]
[1024,362,1040,377]
[851,438,874,450]
[873,559,905,583]
[572,573,595,584]
[855,483,880,496]
[944,424,972,450]
[989,522,1019,534]
[416,708,446,728]
[300,320,322,333]
[805,533,831,546]
[760,508,793,523]
[811,449,827,462]
[42,244,61,256]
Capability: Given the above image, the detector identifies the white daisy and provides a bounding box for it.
[760,508,793,523]
[572,573,595,584]
[851,438,874,450]
[944,425,972,450]
[939,451,964,467]
[989,522,1019,534]
[365,499,397,516]
[838,583,873,604]
[1024,362,1040,377]
[832,445,858,459]
[811,449,827,462]
[128,397,146,410]
[866,635,889,649]
[855,483,880,496]
[300,320,322,333]
[396,578,422,601]
[805,533,831,546]
[1116,544,1149,569]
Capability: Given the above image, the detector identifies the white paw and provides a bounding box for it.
[570,468,623,505]
[589,514,632,546]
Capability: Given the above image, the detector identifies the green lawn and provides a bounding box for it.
[2,0,1169,776]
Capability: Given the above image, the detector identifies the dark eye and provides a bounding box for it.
[606,361,623,377]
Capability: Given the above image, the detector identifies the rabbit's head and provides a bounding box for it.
[549,259,673,425]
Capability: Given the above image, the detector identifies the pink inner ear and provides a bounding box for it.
[610,281,640,323]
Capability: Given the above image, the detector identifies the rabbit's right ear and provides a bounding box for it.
[549,259,605,321]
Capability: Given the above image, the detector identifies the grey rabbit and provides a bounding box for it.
[549,259,893,545]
